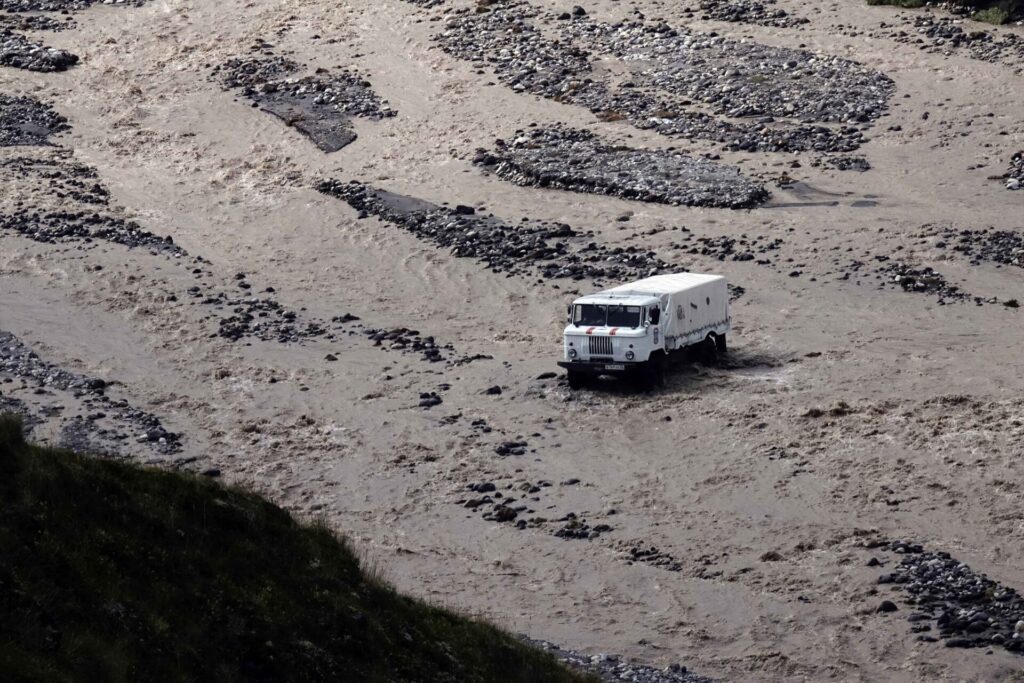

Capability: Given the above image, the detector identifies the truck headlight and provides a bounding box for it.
[568,348,577,359]
[625,350,635,361]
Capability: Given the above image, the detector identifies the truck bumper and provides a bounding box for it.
[557,360,643,375]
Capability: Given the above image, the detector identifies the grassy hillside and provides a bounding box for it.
[0,415,593,683]
[866,0,1024,23]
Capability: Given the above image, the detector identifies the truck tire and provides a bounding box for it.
[567,371,585,390]
[642,353,667,390]
[700,335,718,365]
[715,333,728,354]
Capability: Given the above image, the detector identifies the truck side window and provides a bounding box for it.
[649,307,660,325]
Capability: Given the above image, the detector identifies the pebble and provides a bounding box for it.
[0,209,185,253]
[0,154,109,205]
[494,439,528,456]
[553,512,612,540]
[1004,151,1023,190]
[0,13,74,31]
[0,0,148,11]
[867,10,1024,67]
[418,392,443,408]
[928,224,1024,269]
[696,0,808,28]
[879,261,967,301]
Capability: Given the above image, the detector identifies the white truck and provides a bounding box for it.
[558,273,730,389]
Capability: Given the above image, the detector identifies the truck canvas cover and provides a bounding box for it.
[600,273,729,345]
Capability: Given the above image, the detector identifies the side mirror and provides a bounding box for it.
[566,304,572,323]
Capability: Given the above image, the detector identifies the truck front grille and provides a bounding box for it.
[588,336,613,356]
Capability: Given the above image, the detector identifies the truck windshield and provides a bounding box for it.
[573,304,642,328]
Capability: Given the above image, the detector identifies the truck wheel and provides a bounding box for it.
[715,333,728,354]
[567,371,584,390]
[700,335,718,365]
[643,354,667,390]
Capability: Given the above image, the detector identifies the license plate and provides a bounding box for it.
[604,363,625,371]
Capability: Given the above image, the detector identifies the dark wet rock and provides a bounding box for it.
[0,29,78,72]
[0,93,69,146]
[675,231,784,264]
[929,225,1024,268]
[482,385,502,395]
[214,296,330,343]
[475,127,770,209]
[878,600,899,613]
[0,0,149,11]
[0,209,185,253]
[525,639,712,683]
[494,439,528,456]
[364,326,460,364]
[491,505,518,523]
[418,392,443,408]
[876,540,1024,655]
[317,179,680,282]
[869,11,1024,67]
[879,261,967,301]
[0,154,109,205]
[823,155,871,172]
[621,542,683,572]
[0,330,182,455]
[553,512,611,540]
[1004,151,1023,190]
[0,12,73,31]
[213,49,395,153]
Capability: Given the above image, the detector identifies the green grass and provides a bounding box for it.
[0,415,595,683]
[971,6,1011,22]
[866,0,1023,23]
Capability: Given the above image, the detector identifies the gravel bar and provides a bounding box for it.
[436,2,892,154]
[877,540,1024,654]
[0,93,69,146]
[527,639,713,683]
[317,177,678,282]
[0,29,78,71]
[473,126,770,209]
[0,331,183,456]
[214,45,395,153]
